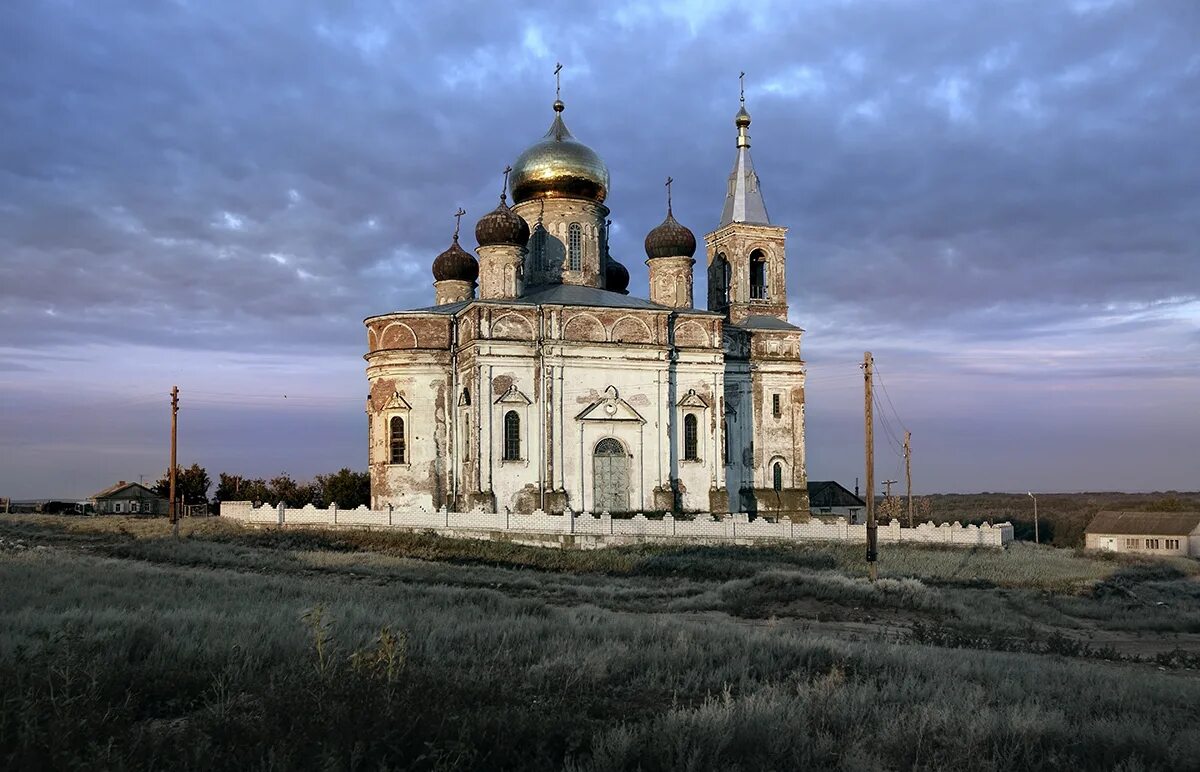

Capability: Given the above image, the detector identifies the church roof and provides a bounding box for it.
[730,315,802,331]
[376,285,723,318]
[719,102,770,227]
[719,146,770,226]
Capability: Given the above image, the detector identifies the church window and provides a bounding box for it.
[721,416,729,466]
[463,415,470,460]
[750,250,768,300]
[773,462,783,492]
[532,226,547,270]
[503,410,521,461]
[568,223,582,271]
[772,393,781,418]
[389,416,406,464]
[683,414,699,461]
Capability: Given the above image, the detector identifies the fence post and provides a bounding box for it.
[333,503,338,525]
[277,502,285,526]
[388,503,393,527]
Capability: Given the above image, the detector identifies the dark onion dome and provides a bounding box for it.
[475,196,530,248]
[510,100,609,205]
[644,210,697,259]
[605,257,630,294]
[432,236,479,282]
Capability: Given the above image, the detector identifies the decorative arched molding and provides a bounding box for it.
[490,312,534,340]
[562,313,606,342]
[609,315,652,344]
[674,320,709,348]
[379,321,417,350]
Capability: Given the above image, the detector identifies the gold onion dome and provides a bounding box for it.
[735,104,752,128]
[432,235,479,282]
[510,100,609,204]
[644,210,697,259]
[605,258,630,294]
[475,194,530,248]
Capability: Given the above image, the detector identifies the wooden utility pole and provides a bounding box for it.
[169,386,179,537]
[883,479,898,498]
[904,431,913,528]
[863,352,876,581]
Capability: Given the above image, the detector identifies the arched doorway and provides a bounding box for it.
[593,437,629,513]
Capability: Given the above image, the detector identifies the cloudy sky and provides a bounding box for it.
[1,0,1197,499]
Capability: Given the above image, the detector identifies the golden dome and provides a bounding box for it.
[510,101,609,204]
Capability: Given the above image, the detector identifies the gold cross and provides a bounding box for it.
[739,71,745,104]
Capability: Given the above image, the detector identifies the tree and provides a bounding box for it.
[154,463,211,505]
[316,468,370,509]
[877,495,903,523]
[214,473,271,504]
[267,473,320,508]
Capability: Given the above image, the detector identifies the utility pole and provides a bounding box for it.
[170,386,179,537]
[883,479,898,498]
[863,352,876,581]
[1027,491,1039,544]
[904,431,912,528]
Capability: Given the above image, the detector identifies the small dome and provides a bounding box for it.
[644,211,697,259]
[510,101,609,204]
[735,105,752,128]
[432,236,479,282]
[475,198,530,248]
[606,258,630,294]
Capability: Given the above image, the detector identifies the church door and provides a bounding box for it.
[592,438,629,513]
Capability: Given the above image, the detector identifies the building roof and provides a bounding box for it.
[807,480,865,508]
[731,315,803,332]
[92,481,162,500]
[375,285,725,319]
[1084,510,1200,536]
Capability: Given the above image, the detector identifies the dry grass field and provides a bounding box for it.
[2,514,1199,770]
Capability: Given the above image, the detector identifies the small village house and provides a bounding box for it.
[1084,511,1200,557]
[91,481,168,515]
[807,480,866,524]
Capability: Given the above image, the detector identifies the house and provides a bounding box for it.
[91,481,168,515]
[1083,511,1200,557]
[808,480,866,524]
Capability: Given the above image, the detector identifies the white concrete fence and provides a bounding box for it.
[220,501,1013,549]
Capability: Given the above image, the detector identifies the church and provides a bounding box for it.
[363,86,808,517]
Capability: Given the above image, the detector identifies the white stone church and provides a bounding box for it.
[364,92,807,517]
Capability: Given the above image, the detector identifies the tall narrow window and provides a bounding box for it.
[532,226,547,271]
[463,415,471,460]
[721,416,729,466]
[683,414,699,461]
[568,223,582,271]
[773,462,783,492]
[390,416,405,464]
[750,250,768,300]
[772,393,781,418]
[503,410,520,461]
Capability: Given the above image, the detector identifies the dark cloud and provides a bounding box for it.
[1,0,1197,495]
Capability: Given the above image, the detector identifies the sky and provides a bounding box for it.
[1,0,1197,499]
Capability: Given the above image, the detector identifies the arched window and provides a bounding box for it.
[389,416,405,464]
[568,223,582,271]
[773,462,783,492]
[750,249,768,300]
[683,414,699,460]
[531,226,547,271]
[503,410,520,461]
[710,253,731,309]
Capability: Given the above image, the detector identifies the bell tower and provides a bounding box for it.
[704,83,789,325]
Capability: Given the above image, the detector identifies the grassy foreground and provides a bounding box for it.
[2,515,1199,771]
